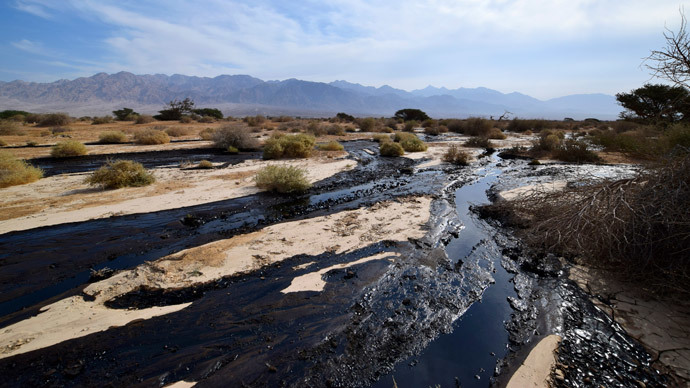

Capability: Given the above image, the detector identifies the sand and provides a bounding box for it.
[506,335,561,388]
[0,155,355,234]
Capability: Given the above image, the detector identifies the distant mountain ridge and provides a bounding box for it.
[0,71,621,119]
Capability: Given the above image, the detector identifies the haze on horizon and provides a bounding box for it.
[0,0,686,100]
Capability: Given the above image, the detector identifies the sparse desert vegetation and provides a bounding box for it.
[380,141,405,156]
[263,134,316,159]
[254,165,312,193]
[134,129,170,145]
[85,160,155,189]
[51,140,87,157]
[0,150,43,188]
[442,144,470,165]
[98,131,128,144]
[212,124,260,150]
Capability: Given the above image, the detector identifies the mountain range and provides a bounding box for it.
[0,72,622,120]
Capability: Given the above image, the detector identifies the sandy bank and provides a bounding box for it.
[506,335,561,388]
[0,154,355,234]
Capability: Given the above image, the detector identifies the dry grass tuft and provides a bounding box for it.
[0,150,43,188]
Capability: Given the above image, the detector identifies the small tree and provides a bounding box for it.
[192,108,223,119]
[112,108,139,121]
[616,84,690,123]
[154,98,195,121]
[646,11,690,88]
[394,108,430,122]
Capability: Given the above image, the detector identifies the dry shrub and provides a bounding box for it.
[244,115,265,127]
[486,154,690,293]
[85,160,155,189]
[506,118,549,133]
[263,134,315,159]
[51,140,87,157]
[464,136,493,148]
[393,132,427,152]
[98,131,128,144]
[552,139,600,163]
[380,141,404,157]
[212,125,259,150]
[165,127,190,137]
[179,116,193,123]
[135,115,155,124]
[37,113,71,127]
[488,128,507,139]
[254,165,311,193]
[358,117,376,132]
[317,141,345,151]
[0,150,43,187]
[92,116,114,125]
[198,116,215,123]
[51,127,70,135]
[326,124,346,136]
[404,121,419,132]
[443,145,469,166]
[199,127,216,140]
[0,139,6,147]
[134,129,170,145]
[373,134,392,143]
[0,120,26,135]
[197,160,214,169]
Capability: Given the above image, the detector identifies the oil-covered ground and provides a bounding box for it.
[0,137,675,387]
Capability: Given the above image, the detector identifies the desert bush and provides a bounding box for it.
[307,121,326,136]
[403,120,419,132]
[165,127,190,137]
[0,150,43,187]
[358,117,376,132]
[244,115,266,127]
[179,116,193,123]
[37,113,71,127]
[134,129,170,145]
[263,134,315,159]
[464,117,494,137]
[485,154,690,293]
[254,165,311,193]
[51,140,87,157]
[400,137,428,152]
[380,141,405,156]
[0,120,26,135]
[198,116,215,123]
[26,140,38,147]
[197,160,214,169]
[24,113,43,124]
[85,160,155,189]
[446,119,464,133]
[0,110,31,120]
[612,120,642,133]
[317,141,345,151]
[212,125,260,150]
[0,139,6,147]
[326,124,346,136]
[464,136,493,148]
[664,124,690,151]
[135,115,155,124]
[193,108,223,119]
[51,127,70,135]
[92,116,114,125]
[424,125,442,135]
[112,108,139,121]
[488,128,507,139]
[506,118,549,133]
[98,131,128,144]
[442,145,469,166]
[227,146,239,153]
[373,134,392,143]
[552,139,600,163]
[199,127,216,140]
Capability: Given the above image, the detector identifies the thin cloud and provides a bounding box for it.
[11,39,47,55]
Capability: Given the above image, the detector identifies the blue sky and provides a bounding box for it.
[0,0,686,99]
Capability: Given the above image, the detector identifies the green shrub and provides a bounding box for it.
[37,113,71,127]
[373,134,392,143]
[112,108,139,121]
[380,141,405,156]
[317,141,345,151]
[165,127,190,137]
[193,108,223,119]
[393,132,417,142]
[227,146,239,154]
[463,117,493,137]
[92,116,114,125]
[0,150,43,187]
[98,131,128,144]
[664,124,690,151]
[85,160,155,189]
[400,137,427,152]
[403,120,419,132]
[0,120,26,136]
[358,117,376,132]
[0,110,31,120]
[254,165,311,193]
[553,139,600,163]
[326,124,346,136]
[536,134,561,151]
[464,136,493,148]
[197,160,214,169]
[442,145,469,166]
[51,140,87,157]
[263,134,315,159]
[212,125,260,150]
[135,115,155,124]
[134,129,170,145]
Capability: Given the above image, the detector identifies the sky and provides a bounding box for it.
[0,0,687,99]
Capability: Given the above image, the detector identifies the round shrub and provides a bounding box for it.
[442,145,469,166]
[263,134,315,159]
[92,116,114,125]
[212,125,260,150]
[37,113,71,127]
[227,145,239,154]
[135,115,156,124]
[538,134,562,151]
[98,131,128,144]
[199,127,216,140]
[372,134,392,143]
[51,140,87,157]
[165,127,190,137]
[0,120,27,136]
[254,165,312,193]
[197,160,214,169]
[134,129,170,145]
[400,137,428,152]
[0,150,43,188]
[85,160,155,189]
[380,141,404,157]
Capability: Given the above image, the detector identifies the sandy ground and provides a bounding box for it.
[498,181,567,201]
[0,196,432,359]
[0,153,355,234]
[506,335,561,388]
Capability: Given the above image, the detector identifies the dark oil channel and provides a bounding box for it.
[373,155,518,388]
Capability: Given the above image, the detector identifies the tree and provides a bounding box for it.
[616,84,690,123]
[112,107,139,121]
[394,108,430,122]
[646,11,690,88]
[193,108,223,119]
[154,98,195,121]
